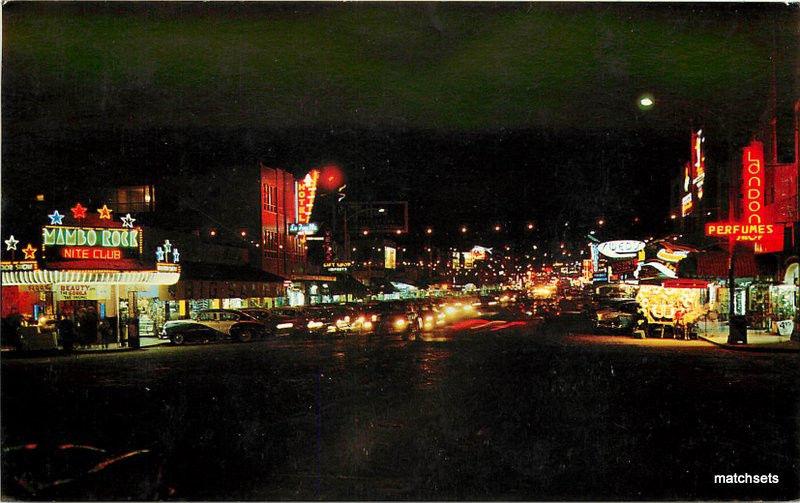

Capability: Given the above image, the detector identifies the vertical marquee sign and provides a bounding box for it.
[704,140,779,250]
[295,170,319,225]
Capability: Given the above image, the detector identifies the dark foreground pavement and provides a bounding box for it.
[2,318,799,500]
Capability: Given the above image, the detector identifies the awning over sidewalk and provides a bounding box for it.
[679,250,777,279]
[325,274,369,296]
[171,262,285,300]
[179,261,284,283]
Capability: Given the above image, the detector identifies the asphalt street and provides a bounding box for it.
[2,316,798,500]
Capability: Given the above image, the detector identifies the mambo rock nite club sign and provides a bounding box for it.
[705,140,780,251]
[42,225,144,268]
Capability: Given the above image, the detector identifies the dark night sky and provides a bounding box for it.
[2,2,798,245]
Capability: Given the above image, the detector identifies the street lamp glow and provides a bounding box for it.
[494,225,501,232]
[527,223,534,230]
[426,227,433,235]
[638,94,655,110]
[598,219,605,226]
[461,226,467,233]
[377,208,386,213]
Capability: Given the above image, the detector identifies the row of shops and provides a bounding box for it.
[1,205,469,349]
[586,238,798,337]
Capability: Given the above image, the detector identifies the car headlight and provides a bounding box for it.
[394,318,407,328]
[363,321,373,330]
[371,314,378,322]
[343,316,350,323]
[276,322,294,330]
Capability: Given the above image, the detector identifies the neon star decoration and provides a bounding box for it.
[97,205,113,220]
[22,244,37,260]
[155,246,165,262]
[121,213,136,228]
[4,235,19,251]
[172,248,180,263]
[71,203,88,220]
[163,240,173,254]
[48,210,65,225]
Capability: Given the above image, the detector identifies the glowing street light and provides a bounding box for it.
[426,227,433,235]
[638,93,655,110]
[526,223,534,230]
[494,225,501,232]
[597,219,605,226]
[461,226,467,234]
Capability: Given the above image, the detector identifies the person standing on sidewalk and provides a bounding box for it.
[57,315,76,354]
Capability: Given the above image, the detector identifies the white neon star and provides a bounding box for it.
[121,213,136,228]
[48,210,65,225]
[163,240,172,254]
[155,246,165,262]
[4,235,19,251]
[172,248,180,263]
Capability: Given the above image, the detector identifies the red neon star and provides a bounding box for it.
[71,203,88,219]
[22,244,37,260]
[97,204,113,220]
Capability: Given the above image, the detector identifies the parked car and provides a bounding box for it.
[161,309,266,345]
[238,308,297,337]
[592,301,641,334]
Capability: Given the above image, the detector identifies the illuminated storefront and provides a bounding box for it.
[1,204,180,345]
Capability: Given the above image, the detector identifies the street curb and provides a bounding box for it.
[1,344,170,360]
[698,334,800,353]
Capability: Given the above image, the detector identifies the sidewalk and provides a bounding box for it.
[697,323,799,353]
[73,336,169,353]
[2,336,170,359]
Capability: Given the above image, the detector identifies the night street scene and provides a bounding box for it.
[1,2,799,501]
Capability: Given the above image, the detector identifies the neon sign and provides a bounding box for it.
[4,235,19,251]
[597,240,645,258]
[692,129,705,200]
[742,141,765,225]
[681,194,693,217]
[97,204,113,220]
[657,248,690,263]
[22,244,37,260]
[48,210,65,225]
[705,141,775,245]
[296,170,319,225]
[70,203,88,220]
[705,223,775,241]
[287,222,319,235]
[61,247,122,260]
[43,226,140,248]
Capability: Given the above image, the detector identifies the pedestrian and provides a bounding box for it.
[99,320,113,349]
[4,308,24,351]
[58,314,76,354]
